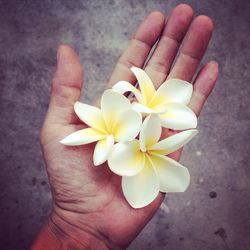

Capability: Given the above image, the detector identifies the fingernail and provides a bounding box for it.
[210,60,218,66]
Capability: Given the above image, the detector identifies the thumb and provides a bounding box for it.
[46,45,84,125]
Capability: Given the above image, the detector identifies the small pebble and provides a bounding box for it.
[209,191,217,198]
[196,151,202,156]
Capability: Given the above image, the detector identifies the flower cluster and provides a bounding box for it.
[60,67,198,208]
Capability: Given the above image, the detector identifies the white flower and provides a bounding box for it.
[108,115,198,208]
[60,90,142,166]
[112,67,197,130]
[60,70,199,208]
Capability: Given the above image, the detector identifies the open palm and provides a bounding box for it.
[39,4,218,249]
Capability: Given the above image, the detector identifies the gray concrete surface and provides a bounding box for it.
[0,0,250,249]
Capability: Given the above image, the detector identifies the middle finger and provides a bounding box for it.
[144,4,194,87]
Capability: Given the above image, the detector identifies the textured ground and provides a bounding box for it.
[0,0,250,249]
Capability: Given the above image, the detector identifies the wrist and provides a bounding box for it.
[32,210,115,250]
[50,211,110,250]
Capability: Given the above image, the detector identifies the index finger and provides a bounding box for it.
[107,11,165,88]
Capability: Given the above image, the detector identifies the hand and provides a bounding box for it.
[33,4,218,250]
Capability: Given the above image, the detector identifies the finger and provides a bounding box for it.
[144,4,194,87]
[46,45,83,125]
[165,61,219,162]
[168,15,214,82]
[107,11,165,88]
[189,61,219,116]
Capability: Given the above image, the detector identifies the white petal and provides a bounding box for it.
[108,140,145,176]
[74,102,107,133]
[150,79,193,107]
[93,135,114,166]
[112,81,144,103]
[159,103,197,130]
[150,154,190,192]
[122,156,159,208]
[113,109,142,142]
[139,115,161,152]
[131,102,166,115]
[60,128,106,146]
[101,90,131,131]
[131,67,155,104]
[149,129,198,155]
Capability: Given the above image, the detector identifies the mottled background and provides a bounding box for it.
[0,0,250,249]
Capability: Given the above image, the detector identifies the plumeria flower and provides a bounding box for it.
[108,115,198,208]
[112,67,197,130]
[60,90,142,166]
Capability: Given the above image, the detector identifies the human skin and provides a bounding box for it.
[32,4,219,250]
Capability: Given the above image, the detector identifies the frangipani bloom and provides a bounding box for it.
[60,90,142,166]
[112,67,197,130]
[108,115,198,208]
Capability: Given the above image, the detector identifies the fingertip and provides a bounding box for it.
[58,44,74,53]
[193,15,214,33]
[57,44,82,66]
[181,15,214,61]
[147,11,165,22]
[209,60,219,70]
[57,44,71,59]
[46,45,84,125]
[173,3,194,17]
[204,61,219,78]
[165,3,194,42]
[134,11,165,43]
[54,44,83,88]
